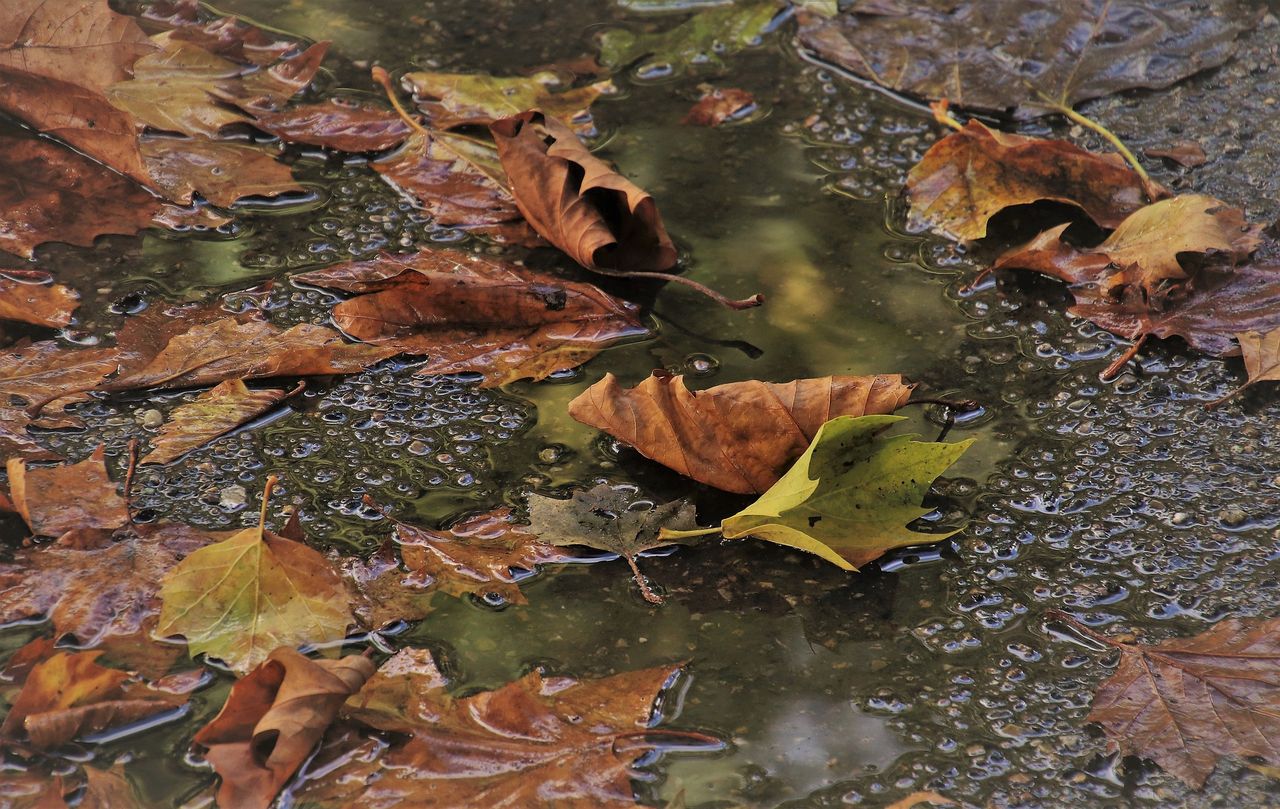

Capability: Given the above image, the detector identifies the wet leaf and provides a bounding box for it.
[253,99,411,152]
[156,484,354,673]
[797,0,1251,118]
[340,648,447,734]
[142,379,298,465]
[0,339,119,413]
[294,249,649,386]
[0,411,61,465]
[0,271,79,329]
[1147,141,1208,168]
[1226,328,1280,400]
[992,195,1263,293]
[193,647,374,809]
[491,110,678,272]
[143,0,301,66]
[0,0,157,190]
[663,415,973,570]
[599,2,781,76]
[1060,613,1280,788]
[907,121,1161,241]
[140,137,304,207]
[682,86,756,126]
[526,484,696,604]
[341,540,436,629]
[404,70,614,131]
[6,447,130,538]
[81,765,142,809]
[0,770,70,808]
[568,371,913,494]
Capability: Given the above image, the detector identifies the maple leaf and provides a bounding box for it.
[992,195,1262,294]
[340,648,446,733]
[156,477,355,673]
[6,447,130,538]
[568,371,914,494]
[662,415,973,570]
[682,87,757,127]
[526,484,697,604]
[403,71,614,132]
[599,2,782,76]
[193,648,374,809]
[1210,328,1280,407]
[907,121,1162,242]
[139,137,304,208]
[0,270,78,329]
[253,99,411,152]
[797,1,1250,119]
[294,249,650,386]
[1054,612,1280,788]
[142,379,300,465]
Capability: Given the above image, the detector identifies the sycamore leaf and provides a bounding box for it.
[6,447,130,538]
[526,484,696,604]
[143,0,303,67]
[156,479,354,673]
[1056,612,1280,788]
[1212,328,1280,406]
[142,379,298,465]
[599,2,782,76]
[405,71,614,131]
[796,1,1249,119]
[0,270,78,329]
[193,648,374,809]
[907,121,1161,242]
[663,415,972,570]
[568,371,914,494]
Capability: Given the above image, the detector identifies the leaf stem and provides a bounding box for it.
[657,526,723,541]
[1040,98,1149,186]
[623,554,664,605]
[1100,333,1148,380]
[372,66,428,137]
[594,267,764,310]
[259,474,279,533]
[929,99,963,131]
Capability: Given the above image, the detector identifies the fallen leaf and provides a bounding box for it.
[0,0,157,190]
[599,2,781,75]
[992,195,1262,293]
[253,99,410,152]
[0,410,60,464]
[341,540,436,629]
[526,484,696,604]
[143,0,300,66]
[156,479,355,673]
[797,1,1250,118]
[682,87,756,126]
[662,415,972,570]
[568,371,913,494]
[907,121,1161,241]
[405,70,613,132]
[885,792,956,809]
[142,379,298,465]
[395,507,571,606]
[6,447,130,538]
[0,270,78,329]
[193,647,374,809]
[211,42,329,114]
[140,137,304,207]
[0,770,69,808]
[1218,328,1280,403]
[1147,141,1209,168]
[294,249,649,386]
[0,338,120,413]
[491,110,678,273]
[340,648,447,734]
[1057,612,1280,788]
[81,765,142,809]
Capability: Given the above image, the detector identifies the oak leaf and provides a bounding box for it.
[662,415,973,570]
[1058,613,1280,788]
[797,1,1250,119]
[6,447,129,538]
[682,87,756,127]
[253,99,411,152]
[294,249,649,386]
[0,271,78,329]
[568,371,913,494]
[599,2,781,75]
[491,110,678,273]
[907,121,1161,241]
[404,71,613,131]
[193,648,374,809]
[142,379,298,465]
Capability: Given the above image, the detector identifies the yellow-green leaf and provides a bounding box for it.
[403,71,613,131]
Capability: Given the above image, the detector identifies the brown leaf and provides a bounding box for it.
[142,379,297,465]
[0,270,78,329]
[1147,141,1209,168]
[491,110,678,272]
[404,70,613,131]
[211,42,329,114]
[568,372,914,494]
[1210,328,1280,406]
[0,410,61,464]
[1062,613,1280,788]
[141,137,303,207]
[80,765,142,809]
[0,769,70,809]
[796,2,1250,119]
[907,121,1161,241]
[294,249,649,386]
[992,195,1263,293]
[682,87,756,127]
[340,648,447,734]
[254,99,410,152]
[193,648,375,809]
[0,0,157,189]
[6,447,129,538]
[143,0,300,66]
[342,540,436,629]
[0,338,119,413]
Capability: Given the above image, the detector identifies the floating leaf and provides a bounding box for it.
[599,2,781,76]
[142,379,298,465]
[340,648,447,734]
[663,415,972,570]
[6,447,130,538]
[254,99,410,152]
[569,372,913,494]
[404,70,614,130]
[1146,141,1208,168]
[1216,328,1280,404]
[0,270,78,329]
[140,137,304,207]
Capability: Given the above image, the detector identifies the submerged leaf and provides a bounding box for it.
[254,99,411,152]
[682,87,756,126]
[142,379,297,465]
[404,70,613,131]
[568,372,913,494]
[599,2,781,75]
[0,271,79,329]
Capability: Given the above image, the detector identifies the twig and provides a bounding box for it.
[624,554,664,605]
[1100,334,1148,380]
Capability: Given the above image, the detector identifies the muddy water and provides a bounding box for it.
[4,1,1280,807]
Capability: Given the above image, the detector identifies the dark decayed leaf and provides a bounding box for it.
[6,447,130,538]
[294,249,649,386]
[253,99,411,152]
[526,484,696,604]
[404,70,614,131]
[1056,612,1280,788]
[682,87,756,126]
[568,371,913,494]
[491,110,678,273]
[797,0,1251,118]
[193,648,375,809]
[0,270,79,329]
[907,121,1161,242]
[141,379,298,465]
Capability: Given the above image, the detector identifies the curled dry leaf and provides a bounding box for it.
[682,86,756,127]
[491,110,677,273]
[797,0,1250,118]
[404,70,614,131]
[992,195,1263,293]
[6,447,130,538]
[142,379,299,465]
[0,270,78,329]
[193,647,375,809]
[907,121,1162,242]
[568,371,913,494]
[294,249,649,386]
[1057,612,1280,788]
[254,99,411,152]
